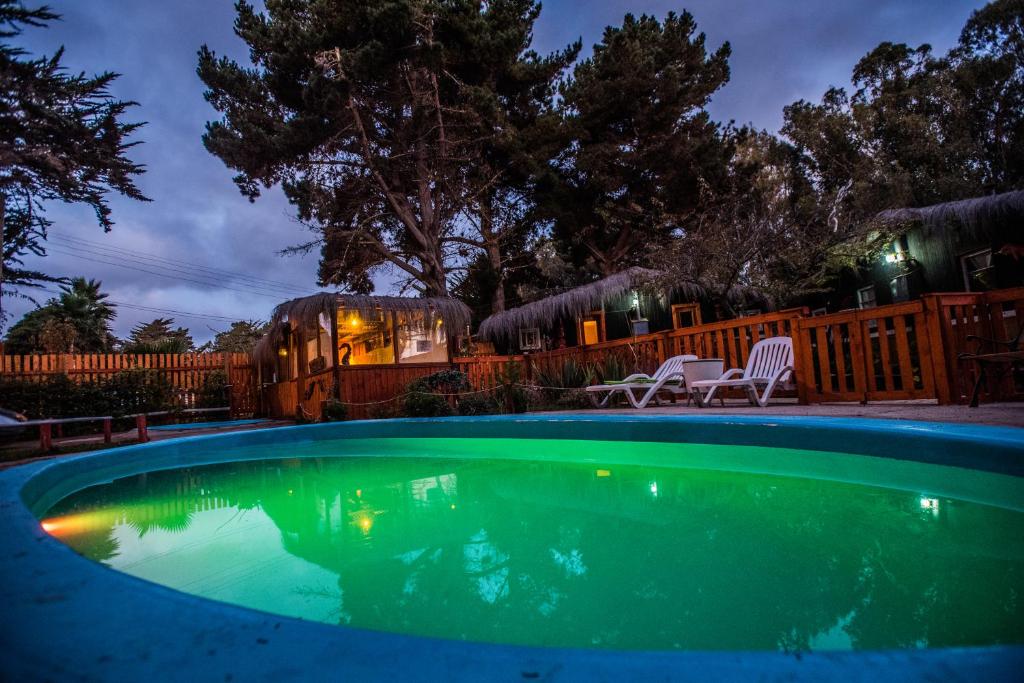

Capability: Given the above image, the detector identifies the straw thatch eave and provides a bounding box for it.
[478,267,665,341]
[876,190,1024,234]
[252,292,471,366]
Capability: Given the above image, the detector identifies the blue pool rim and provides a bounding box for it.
[1,414,1022,682]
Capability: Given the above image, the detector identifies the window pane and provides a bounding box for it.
[337,308,395,365]
[397,311,448,363]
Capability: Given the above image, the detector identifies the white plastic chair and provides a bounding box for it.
[585,354,697,408]
[689,337,795,407]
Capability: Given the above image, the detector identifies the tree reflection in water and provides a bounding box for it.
[43,451,1024,651]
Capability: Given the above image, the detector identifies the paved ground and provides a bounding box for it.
[4,401,1022,467]
[546,399,1024,428]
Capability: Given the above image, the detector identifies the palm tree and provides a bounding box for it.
[3,277,117,352]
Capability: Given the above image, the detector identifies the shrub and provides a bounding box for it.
[595,354,627,383]
[492,361,530,414]
[402,390,453,417]
[457,393,498,416]
[196,370,229,408]
[401,369,469,418]
[533,358,596,406]
[0,369,174,419]
[320,399,348,422]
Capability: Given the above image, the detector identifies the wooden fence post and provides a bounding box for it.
[136,414,149,443]
[791,319,813,405]
[921,295,953,405]
[103,418,112,444]
[39,423,52,452]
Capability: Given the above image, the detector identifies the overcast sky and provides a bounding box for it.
[5,0,985,343]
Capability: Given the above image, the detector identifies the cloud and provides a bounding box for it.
[3,0,986,343]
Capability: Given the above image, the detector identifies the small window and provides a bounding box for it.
[961,248,994,291]
[857,286,877,309]
[740,308,762,318]
[890,273,912,302]
[518,328,542,351]
[630,318,650,335]
[415,339,432,353]
[671,303,702,329]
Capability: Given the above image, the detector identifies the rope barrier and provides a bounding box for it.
[329,383,586,407]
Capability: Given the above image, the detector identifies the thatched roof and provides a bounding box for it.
[253,292,471,365]
[877,190,1024,232]
[479,267,664,341]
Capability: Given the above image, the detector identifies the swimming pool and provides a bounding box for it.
[3,415,1023,680]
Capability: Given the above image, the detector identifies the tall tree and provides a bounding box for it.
[0,1,148,324]
[782,0,1024,223]
[199,0,575,299]
[205,319,268,353]
[539,11,731,278]
[124,317,193,354]
[3,276,116,353]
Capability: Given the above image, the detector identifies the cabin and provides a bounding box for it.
[478,267,703,353]
[254,293,471,418]
[813,190,1024,314]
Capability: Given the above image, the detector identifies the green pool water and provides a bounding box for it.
[41,438,1024,652]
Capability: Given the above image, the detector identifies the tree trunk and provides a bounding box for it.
[0,191,5,327]
[480,198,505,314]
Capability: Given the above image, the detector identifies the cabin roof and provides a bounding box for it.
[478,267,664,341]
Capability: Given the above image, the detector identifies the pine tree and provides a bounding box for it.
[538,11,731,278]
[199,0,575,298]
[0,1,148,324]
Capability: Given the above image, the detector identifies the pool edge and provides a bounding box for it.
[2,415,1023,681]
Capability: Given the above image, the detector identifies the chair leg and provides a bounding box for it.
[969,365,985,408]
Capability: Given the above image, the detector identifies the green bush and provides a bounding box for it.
[534,358,596,406]
[401,369,471,417]
[402,389,453,417]
[457,393,498,416]
[0,369,175,420]
[492,361,530,414]
[595,354,627,383]
[196,370,230,408]
[320,399,348,422]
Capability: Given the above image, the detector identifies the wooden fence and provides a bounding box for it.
[0,352,258,417]
[272,287,1022,418]
[7,288,1021,423]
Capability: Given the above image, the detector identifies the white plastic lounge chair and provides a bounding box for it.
[689,337,794,408]
[585,354,697,408]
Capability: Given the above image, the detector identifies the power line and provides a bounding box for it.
[48,237,311,298]
[44,247,301,301]
[49,231,314,294]
[37,287,243,324]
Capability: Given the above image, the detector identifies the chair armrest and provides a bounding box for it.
[718,368,745,381]
[622,373,651,382]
